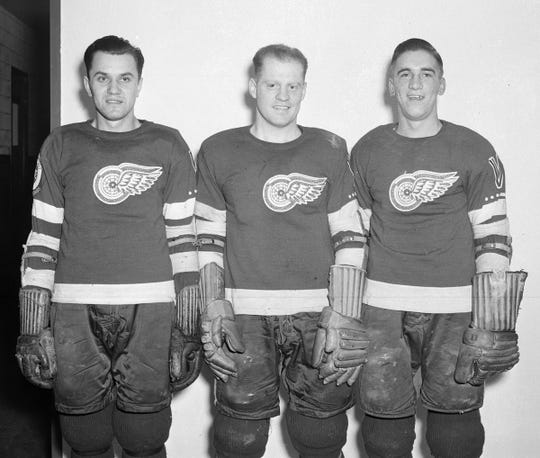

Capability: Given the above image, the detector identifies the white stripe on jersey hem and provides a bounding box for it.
[364,278,471,313]
[33,199,64,224]
[53,280,175,305]
[225,288,328,315]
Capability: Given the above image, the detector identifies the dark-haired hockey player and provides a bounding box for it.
[15,35,200,458]
[349,38,527,458]
[195,44,369,457]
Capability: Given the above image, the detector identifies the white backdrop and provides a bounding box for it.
[56,1,540,456]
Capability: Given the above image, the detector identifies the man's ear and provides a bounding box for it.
[83,75,92,98]
[248,78,257,99]
[388,78,396,97]
[438,77,446,95]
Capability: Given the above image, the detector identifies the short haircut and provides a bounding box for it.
[252,44,308,79]
[84,35,144,78]
[390,38,444,75]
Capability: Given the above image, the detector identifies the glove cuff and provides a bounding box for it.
[19,286,51,336]
[200,262,225,306]
[175,284,201,336]
[472,270,528,331]
[328,264,365,319]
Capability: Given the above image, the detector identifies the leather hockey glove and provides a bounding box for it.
[15,286,56,389]
[312,265,369,386]
[200,263,245,383]
[170,284,203,392]
[455,270,527,386]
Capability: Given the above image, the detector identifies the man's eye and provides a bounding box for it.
[96,76,107,83]
[121,76,132,83]
[289,84,298,91]
[267,83,276,89]
[423,72,433,78]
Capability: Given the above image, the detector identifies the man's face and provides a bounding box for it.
[248,56,306,130]
[84,51,142,131]
[388,49,445,124]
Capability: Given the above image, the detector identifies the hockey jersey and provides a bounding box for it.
[350,121,510,313]
[22,121,198,305]
[195,126,365,315]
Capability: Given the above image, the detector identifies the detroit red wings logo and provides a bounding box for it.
[263,173,327,213]
[389,170,459,212]
[93,163,163,205]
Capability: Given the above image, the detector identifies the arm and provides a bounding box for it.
[455,150,527,385]
[17,134,64,388]
[311,144,370,386]
[163,136,202,391]
[195,147,244,383]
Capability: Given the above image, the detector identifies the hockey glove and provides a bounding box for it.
[170,284,203,392]
[15,286,56,389]
[454,327,519,385]
[312,265,369,386]
[455,270,527,386]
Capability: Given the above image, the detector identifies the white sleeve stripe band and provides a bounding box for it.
[162,197,196,219]
[334,247,365,267]
[476,253,510,273]
[198,252,223,269]
[468,199,507,225]
[328,200,363,234]
[21,268,55,290]
[170,252,199,273]
[32,199,64,224]
[165,225,196,238]
[196,220,226,237]
[195,201,226,223]
[472,218,510,239]
[26,231,60,251]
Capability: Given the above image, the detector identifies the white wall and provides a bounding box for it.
[57,1,540,456]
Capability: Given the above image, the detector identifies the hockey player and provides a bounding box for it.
[195,44,369,457]
[15,36,200,458]
[349,38,526,458]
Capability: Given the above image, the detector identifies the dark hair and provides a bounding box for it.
[252,44,308,79]
[84,35,144,78]
[391,38,443,74]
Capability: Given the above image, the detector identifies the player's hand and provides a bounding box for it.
[312,306,369,386]
[454,327,519,386]
[15,328,56,389]
[201,299,245,383]
[169,327,203,391]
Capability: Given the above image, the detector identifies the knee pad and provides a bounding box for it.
[426,409,484,458]
[113,406,171,458]
[361,414,415,458]
[286,410,347,458]
[214,412,269,458]
[59,404,114,458]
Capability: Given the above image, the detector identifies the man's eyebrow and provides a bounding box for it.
[396,66,437,74]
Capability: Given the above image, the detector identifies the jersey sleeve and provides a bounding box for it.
[326,140,367,268]
[349,138,373,247]
[21,132,64,290]
[194,146,226,270]
[466,149,511,272]
[163,133,199,290]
